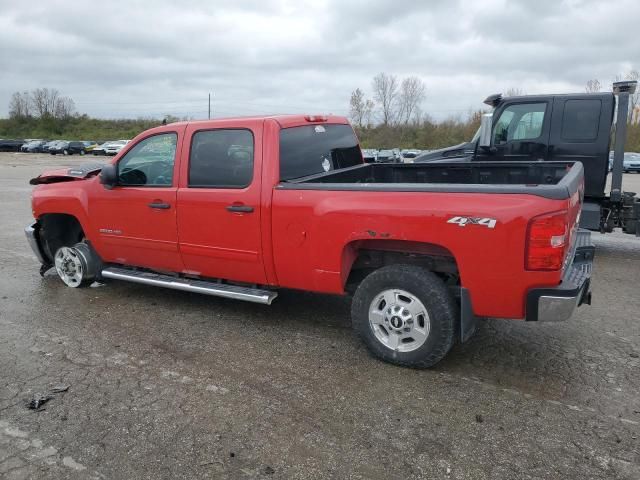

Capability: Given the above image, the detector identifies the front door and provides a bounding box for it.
[89,130,185,272]
[176,121,267,284]
[485,101,550,162]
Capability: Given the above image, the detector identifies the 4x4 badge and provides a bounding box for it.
[447,216,497,229]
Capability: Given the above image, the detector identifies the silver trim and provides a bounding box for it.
[24,223,46,264]
[101,267,278,305]
[537,289,583,322]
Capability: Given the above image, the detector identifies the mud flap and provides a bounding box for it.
[460,287,478,343]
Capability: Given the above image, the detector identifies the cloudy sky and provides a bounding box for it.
[1,0,638,121]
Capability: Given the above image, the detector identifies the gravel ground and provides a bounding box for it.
[0,152,639,479]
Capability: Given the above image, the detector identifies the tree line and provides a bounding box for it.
[2,78,640,151]
[9,88,76,120]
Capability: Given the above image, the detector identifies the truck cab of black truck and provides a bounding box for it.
[416,81,639,235]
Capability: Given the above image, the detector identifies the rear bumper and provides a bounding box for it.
[526,230,594,322]
[25,223,47,265]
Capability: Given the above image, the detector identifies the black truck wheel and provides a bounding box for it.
[351,265,456,368]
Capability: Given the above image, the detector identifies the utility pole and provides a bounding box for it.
[208,93,211,119]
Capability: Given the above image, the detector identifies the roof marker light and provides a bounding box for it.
[304,115,328,122]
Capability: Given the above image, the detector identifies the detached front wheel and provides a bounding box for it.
[351,265,456,368]
[53,243,98,288]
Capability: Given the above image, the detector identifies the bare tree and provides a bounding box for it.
[30,87,60,117]
[54,96,75,119]
[585,79,602,93]
[504,87,525,97]
[349,88,367,128]
[398,76,426,125]
[8,91,31,118]
[372,72,399,126]
[349,88,376,128]
[363,99,375,127]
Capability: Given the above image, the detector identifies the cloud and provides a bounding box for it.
[0,0,637,121]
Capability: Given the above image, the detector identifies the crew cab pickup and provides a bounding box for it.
[26,115,594,367]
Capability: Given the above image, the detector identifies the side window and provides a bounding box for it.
[493,103,546,144]
[117,133,177,187]
[189,129,254,188]
[562,99,601,141]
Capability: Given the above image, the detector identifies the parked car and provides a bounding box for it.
[375,149,397,162]
[624,152,640,173]
[41,141,59,153]
[0,139,26,152]
[400,149,422,163]
[104,140,130,156]
[21,140,48,153]
[84,141,99,152]
[66,141,98,155]
[49,141,70,155]
[361,149,378,163]
[92,142,109,155]
[26,115,593,368]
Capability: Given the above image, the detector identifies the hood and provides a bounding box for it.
[29,161,105,185]
[414,141,476,163]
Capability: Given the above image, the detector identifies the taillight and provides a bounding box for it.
[526,211,568,271]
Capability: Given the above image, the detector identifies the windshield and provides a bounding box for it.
[279,124,362,181]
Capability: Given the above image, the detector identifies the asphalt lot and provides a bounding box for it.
[1,152,639,479]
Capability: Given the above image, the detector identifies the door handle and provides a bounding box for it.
[148,202,171,209]
[226,205,254,213]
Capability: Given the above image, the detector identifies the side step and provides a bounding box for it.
[101,267,278,305]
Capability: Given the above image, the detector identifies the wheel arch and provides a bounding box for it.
[38,213,87,262]
[341,239,461,292]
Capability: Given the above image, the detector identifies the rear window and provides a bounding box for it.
[279,124,362,181]
[561,99,601,141]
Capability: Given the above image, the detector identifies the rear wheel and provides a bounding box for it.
[351,265,456,368]
[53,243,98,288]
[63,149,69,155]
[80,150,86,156]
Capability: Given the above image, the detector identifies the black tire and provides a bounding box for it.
[351,265,456,368]
[80,150,86,156]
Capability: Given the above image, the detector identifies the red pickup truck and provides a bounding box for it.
[26,115,594,367]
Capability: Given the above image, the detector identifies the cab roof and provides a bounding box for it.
[160,114,349,130]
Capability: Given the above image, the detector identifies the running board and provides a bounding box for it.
[101,267,278,305]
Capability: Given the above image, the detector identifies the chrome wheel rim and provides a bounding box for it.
[368,289,430,352]
[54,247,84,287]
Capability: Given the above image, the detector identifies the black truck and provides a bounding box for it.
[416,81,639,235]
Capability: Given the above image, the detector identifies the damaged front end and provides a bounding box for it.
[29,161,104,185]
[24,222,52,275]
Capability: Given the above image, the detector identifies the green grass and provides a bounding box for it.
[0,115,164,142]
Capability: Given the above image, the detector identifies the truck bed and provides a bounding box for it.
[279,161,583,200]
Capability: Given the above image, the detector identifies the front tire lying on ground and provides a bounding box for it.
[351,265,456,368]
[53,242,99,288]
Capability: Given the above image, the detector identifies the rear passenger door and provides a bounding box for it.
[176,120,267,284]
[548,95,614,198]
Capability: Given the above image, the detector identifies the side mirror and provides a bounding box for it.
[478,113,493,148]
[100,164,117,189]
